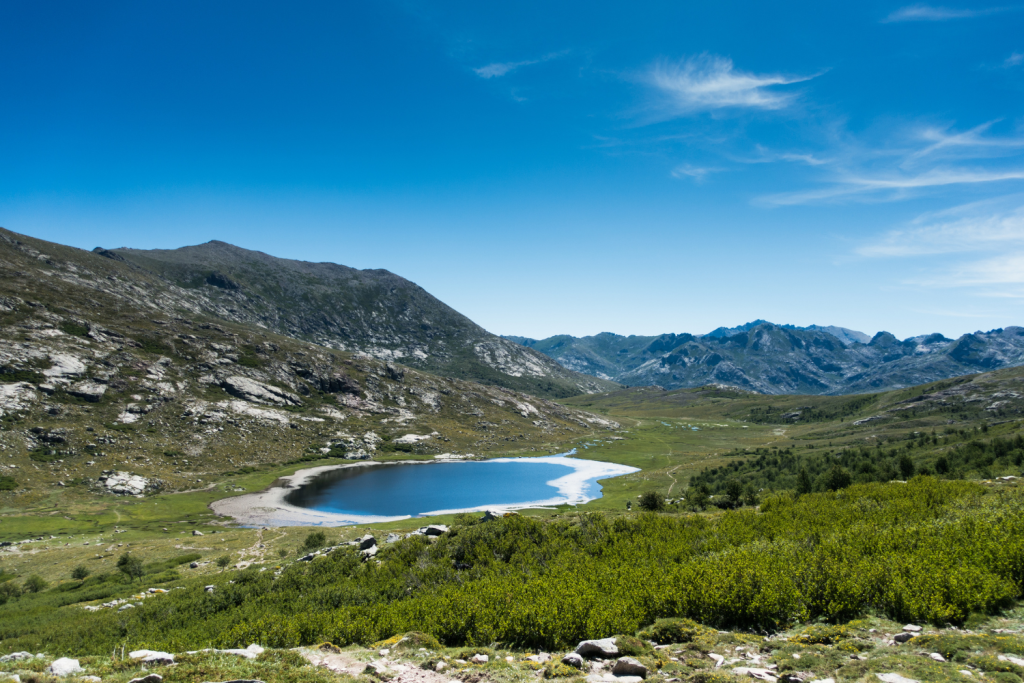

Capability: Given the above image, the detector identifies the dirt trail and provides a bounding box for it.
[300,649,459,683]
[666,465,681,495]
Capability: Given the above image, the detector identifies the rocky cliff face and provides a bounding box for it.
[510,323,1024,395]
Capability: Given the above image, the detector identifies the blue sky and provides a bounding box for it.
[2,1,1023,340]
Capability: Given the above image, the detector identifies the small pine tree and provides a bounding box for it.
[797,467,813,494]
[216,556,231,568]
[71,565,90,581]
[724,480,744,508]
[898,454,915,479]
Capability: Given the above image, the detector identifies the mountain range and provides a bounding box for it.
[507,322,1024,395]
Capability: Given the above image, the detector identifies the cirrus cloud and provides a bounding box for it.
[644,54,819,116]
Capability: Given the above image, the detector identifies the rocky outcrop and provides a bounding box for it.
[221,376,301,406]
[98,471,152,495]
[67,381,107,402]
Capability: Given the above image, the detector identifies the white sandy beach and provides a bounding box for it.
[209,453,639,527]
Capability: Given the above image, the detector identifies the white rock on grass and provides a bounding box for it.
[471,654,489,664]
[928,653,946,662]
[0,653,33,663]
[876,675,919,683]
[128,650,174,665]
[48,658,84,676]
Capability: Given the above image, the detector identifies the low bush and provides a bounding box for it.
[638,618,713,644]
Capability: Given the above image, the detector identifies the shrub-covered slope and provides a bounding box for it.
[2,478,1022,654]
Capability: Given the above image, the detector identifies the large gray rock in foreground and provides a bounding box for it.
[612,657,647,678]
[575,637,618,658]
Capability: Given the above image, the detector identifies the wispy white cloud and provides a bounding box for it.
[858,201,1024,256]
[733,145,832,166]
[670,164,721,182]
[882,4,1002,22]
[1005,52,1024,67]
[474,59,539,79]
[473,51,566,79]
[858,198,1024,294]
[644,54,818,115]
[905,121,1024,163]
[948,252,1024,284]
[763,168,1024,205]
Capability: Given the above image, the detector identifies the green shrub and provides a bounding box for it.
[134,337,172,355]
[614,634,653,657]
[638,618,712,644]
[969,655,1024,675]
[60,321,89,337]
[217,556,231,568]
[302,530,328,552]
[23,575,48,593]
[372,632,442,652]
[0,475,17,491]
[638,491,665,512]
[543,661,580,678]
[71,565,90,581]
[788,624,852,645]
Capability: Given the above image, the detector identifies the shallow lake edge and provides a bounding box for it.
[209,454,637,528]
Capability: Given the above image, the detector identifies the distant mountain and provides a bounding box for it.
[705,320,871,346]
[1,230,617,398]
[507,322,1024,395]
